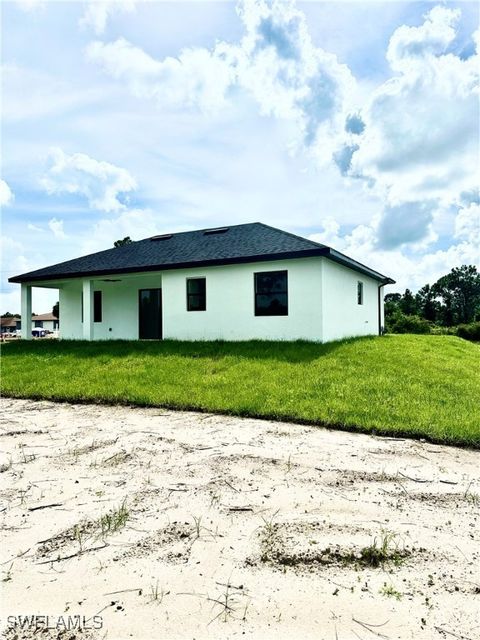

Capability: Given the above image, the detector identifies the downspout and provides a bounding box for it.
[378,283,384,336]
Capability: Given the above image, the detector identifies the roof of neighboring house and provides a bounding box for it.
[9,222,395,284]
[1,316,20,328]
[32,313,57,321]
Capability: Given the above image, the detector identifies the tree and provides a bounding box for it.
[114,236,132,247]
[415,284,438,323]
[399,289,418,316]
[432,265,480,325]
[52,301,59,319]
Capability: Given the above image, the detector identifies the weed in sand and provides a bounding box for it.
[2,563,14,582]
[358,531,406,568]
[464,482,480,506]
[99,500,130,538]
[380,583,403,600]
[149,580,169,604]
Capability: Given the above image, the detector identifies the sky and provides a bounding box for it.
[1,0,479,314]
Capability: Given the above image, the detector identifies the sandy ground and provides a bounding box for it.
[0,398,479,640]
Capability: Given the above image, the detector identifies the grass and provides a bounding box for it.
[1,334,479,447]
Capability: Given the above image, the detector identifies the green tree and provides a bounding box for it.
[52,301,59,319]
[432,265,480,325]
[415,284,438,322]
[399,289,418,315]
[114,236,132,247]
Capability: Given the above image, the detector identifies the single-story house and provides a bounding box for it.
[9,222,394,343]
[1,316,21,334]
[31,313,59,332]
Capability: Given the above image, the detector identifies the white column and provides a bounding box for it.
[82,279,94,340]
[21,283,32,340]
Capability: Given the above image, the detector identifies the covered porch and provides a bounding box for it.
[20,272,164,341]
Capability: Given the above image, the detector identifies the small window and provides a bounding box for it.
[254,270,288,316]
[34,320,43,328]
[187,278,206,311]
[94,291,102,322]
[357,281,364,305]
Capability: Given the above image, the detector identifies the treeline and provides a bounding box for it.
[385,265,480,340]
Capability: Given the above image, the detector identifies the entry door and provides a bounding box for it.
[139,288,162,339]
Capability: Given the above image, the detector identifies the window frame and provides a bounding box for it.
[254,270,288,317]
[186,277,206,312]
[357,281,364,306]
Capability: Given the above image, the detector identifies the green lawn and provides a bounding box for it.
[1,335,479,447]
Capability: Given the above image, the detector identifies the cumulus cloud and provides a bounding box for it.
[86,0,354,147]
[332,5,480,251]
[349,6,479,206]
[41,148,137,213]
[80,0,136,35]
[0,179,14,207]
[81,208,159,253]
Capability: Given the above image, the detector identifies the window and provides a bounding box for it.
[357,281,364,305]
[94,291,102,322]
[34,320,43,328]
[187,278,206,311]
[254,270,288,316]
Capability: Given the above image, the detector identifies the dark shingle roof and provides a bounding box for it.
[9,222,394,284]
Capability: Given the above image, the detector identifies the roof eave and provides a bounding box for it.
[324,248,394,283]
[8,248,328,284]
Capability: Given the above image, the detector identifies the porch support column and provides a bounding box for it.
[82,279,94,341]
[21,283,32,341]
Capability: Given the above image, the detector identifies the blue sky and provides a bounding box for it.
[1,0,479,313]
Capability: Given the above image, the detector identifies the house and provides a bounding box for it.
[31,313,59,332]
[1,316,21,334]
[9,223,394,343]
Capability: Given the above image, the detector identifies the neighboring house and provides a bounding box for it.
[31,313,59,332]
[9,223,394,343]
[1,316,21,334]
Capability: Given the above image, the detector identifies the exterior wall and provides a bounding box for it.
[52,256,385,342]
[162,258,323,341]
[59,274,162,340]
[321,259,380,342]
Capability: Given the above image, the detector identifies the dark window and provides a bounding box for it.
[34,320,43,328]
[357,281,364,305]
[94,291,102,322]
[187,278,206,311]
[254,270,288,316]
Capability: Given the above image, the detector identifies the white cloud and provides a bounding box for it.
[86,0,354,148]
[348,7,478,206]
[81,208,159,253]
[15,0,45,13]
[0,180,14,207]
[41,148,137,213]
[48,218,67,239]
[80,0,136,35]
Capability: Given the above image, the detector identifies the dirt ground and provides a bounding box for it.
[0,398,479,640]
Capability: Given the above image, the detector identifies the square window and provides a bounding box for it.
[187,278,206,311]
[254,271,288,316]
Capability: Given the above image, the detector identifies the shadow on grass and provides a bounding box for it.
[1,335,380,364]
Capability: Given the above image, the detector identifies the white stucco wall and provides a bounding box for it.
[52,256,383,342]
[162,257,323,341]
[321,259,380,342]
[59,274,162,340]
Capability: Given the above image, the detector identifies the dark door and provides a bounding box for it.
[139,288,162,339]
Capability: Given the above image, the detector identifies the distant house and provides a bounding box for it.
[9,223,394,343]
[1,316,21,334]
[31,313,59,332]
